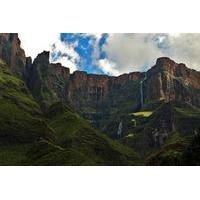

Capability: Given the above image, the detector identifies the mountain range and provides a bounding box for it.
[0,33,200,165]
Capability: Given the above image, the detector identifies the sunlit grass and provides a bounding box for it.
[125,133,134,138]
[132,111,153,117]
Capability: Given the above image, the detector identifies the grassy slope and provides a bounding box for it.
[120,101,200,165]
[0,60,141,165]
[44,103,141,165]
[143,102,200,165]
[2,56,199,166]
[0,60,56,165]
[0,60,54,144]
[132,111,153,117]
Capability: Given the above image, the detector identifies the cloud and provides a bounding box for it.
[165,34,200,71]
[98,33,200,75]
[18,33,59,59]
[99,33,165,75]
[19,33,200,76]
[18,33,79,72]
[53,56,78,72]
[51,39,79,72]
[98,58,119,75]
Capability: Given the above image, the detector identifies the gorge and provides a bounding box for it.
[0,33,200,165]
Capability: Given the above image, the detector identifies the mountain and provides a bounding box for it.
[0,33,200,165]
[25,50,200,133]
[121,101,200,163]
[25,50,143,128]
[146,57,200,107]
[0,33,27,78]
[0,59,140,165]
[0,34,140,165]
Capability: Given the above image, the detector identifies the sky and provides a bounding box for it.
[18,33,200,76]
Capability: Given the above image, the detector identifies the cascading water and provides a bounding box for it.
[117,121,123,138]
[140,72,147,108]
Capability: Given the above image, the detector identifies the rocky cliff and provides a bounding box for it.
[24,49,143,125]
[26,52,200,112]
[0,33,200,165]
[0,33,141,166]
[26,50,142,110]
[146,57,200,107]
[26,53,200,129]
[1,33,200,127]
[0,33,26,78]
[26,51,70,108]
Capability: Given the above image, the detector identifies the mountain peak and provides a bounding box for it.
[0,33,26,77]
[155,57,176,70]
[34,51,50,65]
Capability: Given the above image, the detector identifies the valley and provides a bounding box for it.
[0,33,200,165]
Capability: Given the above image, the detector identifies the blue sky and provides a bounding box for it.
[19,33,200,76]
[50,33,163,75]
[51,33,109,74]
[60,33,106,74]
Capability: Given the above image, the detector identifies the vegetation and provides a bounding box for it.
[132,111,153,117]
[45,102,141,165]
[0,61,141,165]
[0,55,200,166]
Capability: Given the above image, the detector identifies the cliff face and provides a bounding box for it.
[1,33,200,121]
[146,57,200,107]
[27,53,200,113]
[0,33,26,77]
[26,51,70,107]
[1,33,200,165]
[25,50,142,125]
[67,71,141,111]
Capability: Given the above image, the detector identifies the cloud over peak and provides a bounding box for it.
[18,33,200,76]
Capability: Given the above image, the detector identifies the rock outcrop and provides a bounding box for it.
[26,51,70,107]
[22,48,142,115]
[0,33,200,128]
[21,51,200,127]
[67,71,142,111]
[0,33,26,77]
[146,57,200,107]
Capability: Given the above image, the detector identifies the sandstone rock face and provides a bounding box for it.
[67,71,141,111]
[0,33,200,122]
[26,51,70,106]
[146,57,200,107]
[23,48,142,114]
[0,33,26,77]
[65,71,142,127]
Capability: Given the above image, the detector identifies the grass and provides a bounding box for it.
[146,132,187,166]
[125,133,134,138]
[132,111,153,117]
[2,56,200,165]
[0,144,30,165]
[46,102,141,165]
[0,61,141,165]
[175,106,200,118]
[0,63,54,144]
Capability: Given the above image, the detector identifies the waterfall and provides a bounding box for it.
[117,121,123,138]
[140,80,144,108]
[140,73,147,108]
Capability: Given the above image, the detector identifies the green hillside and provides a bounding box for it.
[0,60,141,165]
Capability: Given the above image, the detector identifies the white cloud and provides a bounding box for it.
[51,39,79,72]
[165,34,200,71]
[85,33,103,40]
[98,58,120,75]
[98,33,200,75]
[100,33,164,75]
[53,56,78,72]
[18,33,79,72]
[18,33,59,59]
[19,33,200,76]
